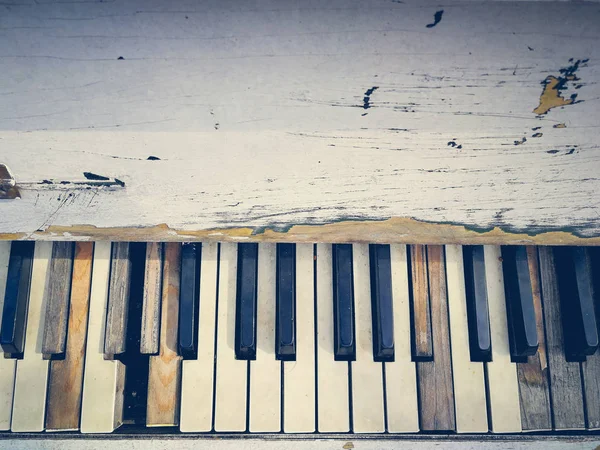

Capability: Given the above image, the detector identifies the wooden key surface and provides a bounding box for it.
[46,242,93,431]
[147,242,182,427]
[104,242,131,357]
[410,244,433,361]
[140,242,163,354]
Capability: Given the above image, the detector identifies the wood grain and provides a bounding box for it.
[42,242,74,357]
[515,246,551,432]
[1,1,600,244]
[410,244,432,361]
[146,242,182,427]
[140,242,163,354]
[538,247,585,430]
[104,242,131,357]
[46,242,93,431]
[417,245,455,431]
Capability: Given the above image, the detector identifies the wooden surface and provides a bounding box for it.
[147,242,182,427]
[104,242,131,356]
[410,245,432,360]
[140,242,163,354]
[538,247,585,430]
[417,245,455,431]
[516,247,551,432]
[46,242,93,431]
[0,242,15,430]
[1,0,600,245]
[42,242,74,357]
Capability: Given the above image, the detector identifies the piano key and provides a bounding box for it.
[515,247,552,432]
[409,244,433,361]
[351,243,385,433]
[0,242,16,430]
[80,242,126,433]
[1,241,34,355]
[42,241,75,358]
[249,243,280,432]
[332,244,356,361]
[502,246,539,360]
[369,244,394,362]
[385,244,419,433]
[316,243,350,432]
[235,243,258,360]
[417,245,455,431]
[276,243,296,360]
[445,245,488,433]
[214,242,248,432]
[484,245,522,433]
[179,242,199,359]
[104,242,132,357]
[147,242,182,427]
[140,242,163,355]
[538,247,585,430]
[10,242,51,432]
[45,242,93,431]
[571,247,598,356]
[582,247,600,430]
[180,242,218,432]
[462,245,492,362]
[283,244,315,433]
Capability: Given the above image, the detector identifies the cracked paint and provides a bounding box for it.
[533,59,588,115]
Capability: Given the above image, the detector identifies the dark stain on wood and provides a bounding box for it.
[426,10,444,28]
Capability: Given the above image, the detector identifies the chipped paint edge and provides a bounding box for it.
[1,217,599,245]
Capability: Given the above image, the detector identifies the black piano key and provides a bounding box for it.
[276,243,296,361]
[332,244,356,361]
[1,241,35,355]
[235,243,258,360]
[555,246,599,361]
[502,246,539,361]
[179,243,200,359]
[369,244,395,362]
[462,245,492,362]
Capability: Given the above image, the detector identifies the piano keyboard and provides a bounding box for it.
[0,241,599,435]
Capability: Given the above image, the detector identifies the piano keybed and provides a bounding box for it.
[0,241,598,435]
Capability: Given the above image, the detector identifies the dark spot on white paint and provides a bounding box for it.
[547,150,559,154]
[532,133,543,138]
[566,148,575,155]
[447,141,462,149]
[117,56,124,60]
[363,86,379,110]
[514,137,527,146]
[532,126,541,131]
[147,156,160,161]
[426,10,444,28]
[84,172,110,181]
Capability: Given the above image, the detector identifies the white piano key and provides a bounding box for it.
[214,242,248,432]
[484,245,522,433]
[283,243,315,433]
[249,243,280,432]
[351,244,385,433]
[80,242,126,434]
[445,245,488,433]
[180,242,218,432]
[11,242,51,432]
[0,242,15,430]
[316,244,350,432]
[385,244,419,433]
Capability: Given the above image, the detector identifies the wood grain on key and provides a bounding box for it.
[516,247,551,431]
[410,245,432,360]
[417,245,455,431]
[538,247,585,430]
[140,242,163,354]
[46,242,93,431]
[147,242,182,426]
[104,242,131,357]
[42,242,74,357]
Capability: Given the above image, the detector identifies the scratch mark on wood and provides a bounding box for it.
[426,10,444,28]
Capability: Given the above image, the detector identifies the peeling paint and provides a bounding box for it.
[554,123,567,129]
[362,86,379,110]
[533,59,587,115]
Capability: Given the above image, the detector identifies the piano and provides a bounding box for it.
[1,0,600,448]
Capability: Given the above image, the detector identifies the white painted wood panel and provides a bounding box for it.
[386,244,419,433]
[484,245,522,433]
[180,242,218,432]
[11,242,51,432]
[0,0,599,242]
[445,244,488,433]
[283,243,315,433]
[249,243,281,432]
[80,242,125,434]
[0,242,15,431]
